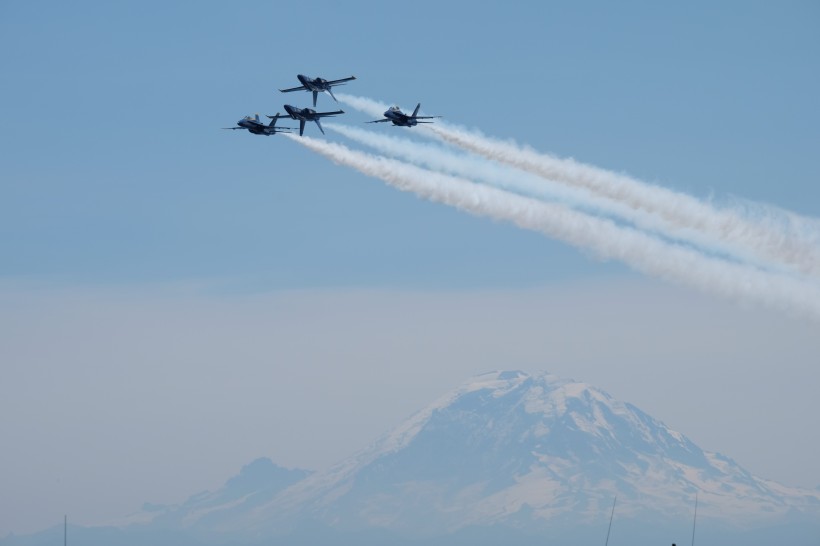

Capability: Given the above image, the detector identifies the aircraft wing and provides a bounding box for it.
[365,119,391,123]
[222,127,245,130]
[280,85,308,93]
[327,76,356,86]
[315,110,345,117]
[415,116,441,119]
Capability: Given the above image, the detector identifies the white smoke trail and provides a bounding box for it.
[283,133,820,320]
[326,123,605,207]
[325,123,789,270]
[336,93,392,118]
[336,93,820,279]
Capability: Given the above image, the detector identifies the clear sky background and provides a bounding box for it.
[1,0,819,537]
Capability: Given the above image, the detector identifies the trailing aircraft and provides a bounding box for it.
[366,103,440,127]
[282,105,345,136]
[279,74,356,107]
[222,113,293,136]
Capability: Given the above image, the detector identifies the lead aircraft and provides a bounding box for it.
[366,104,440,127]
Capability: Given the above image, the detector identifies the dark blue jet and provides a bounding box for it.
[282,104,344,136]
[223,113,294,136]
[279,74,356,107]
[366,104,440,127]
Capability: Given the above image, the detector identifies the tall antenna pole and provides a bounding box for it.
[691,493,698,546]
[604,496,616,546]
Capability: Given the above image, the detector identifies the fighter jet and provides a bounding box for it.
[282,105,344,136]
[366,104,441,127]
[279,74,356,107]
[222,113,294,136]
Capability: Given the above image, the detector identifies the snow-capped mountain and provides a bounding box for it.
[218,370,819,537]
[5,371,819,546]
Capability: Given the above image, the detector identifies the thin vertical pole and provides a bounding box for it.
[604,496,616,546]
[691,493,698,546]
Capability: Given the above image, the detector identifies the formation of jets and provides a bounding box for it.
[225,73,441,137]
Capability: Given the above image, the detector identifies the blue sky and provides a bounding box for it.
[1,0,819,537]
[3,1,819,287]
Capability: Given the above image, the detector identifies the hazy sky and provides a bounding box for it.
[2,0,819,538]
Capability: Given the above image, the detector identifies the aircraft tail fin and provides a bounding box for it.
[312,90,318,107]
[412,103,421,118]
[326,87,338,102]
[267,114,279,127]
[255,113,261,123]
[314,118,325,135]
[299,119,306,137]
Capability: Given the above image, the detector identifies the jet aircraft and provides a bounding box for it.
[282,105,344,136]
[366,104,440,127]
[279,74,356,107]
[222,113,294,136]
